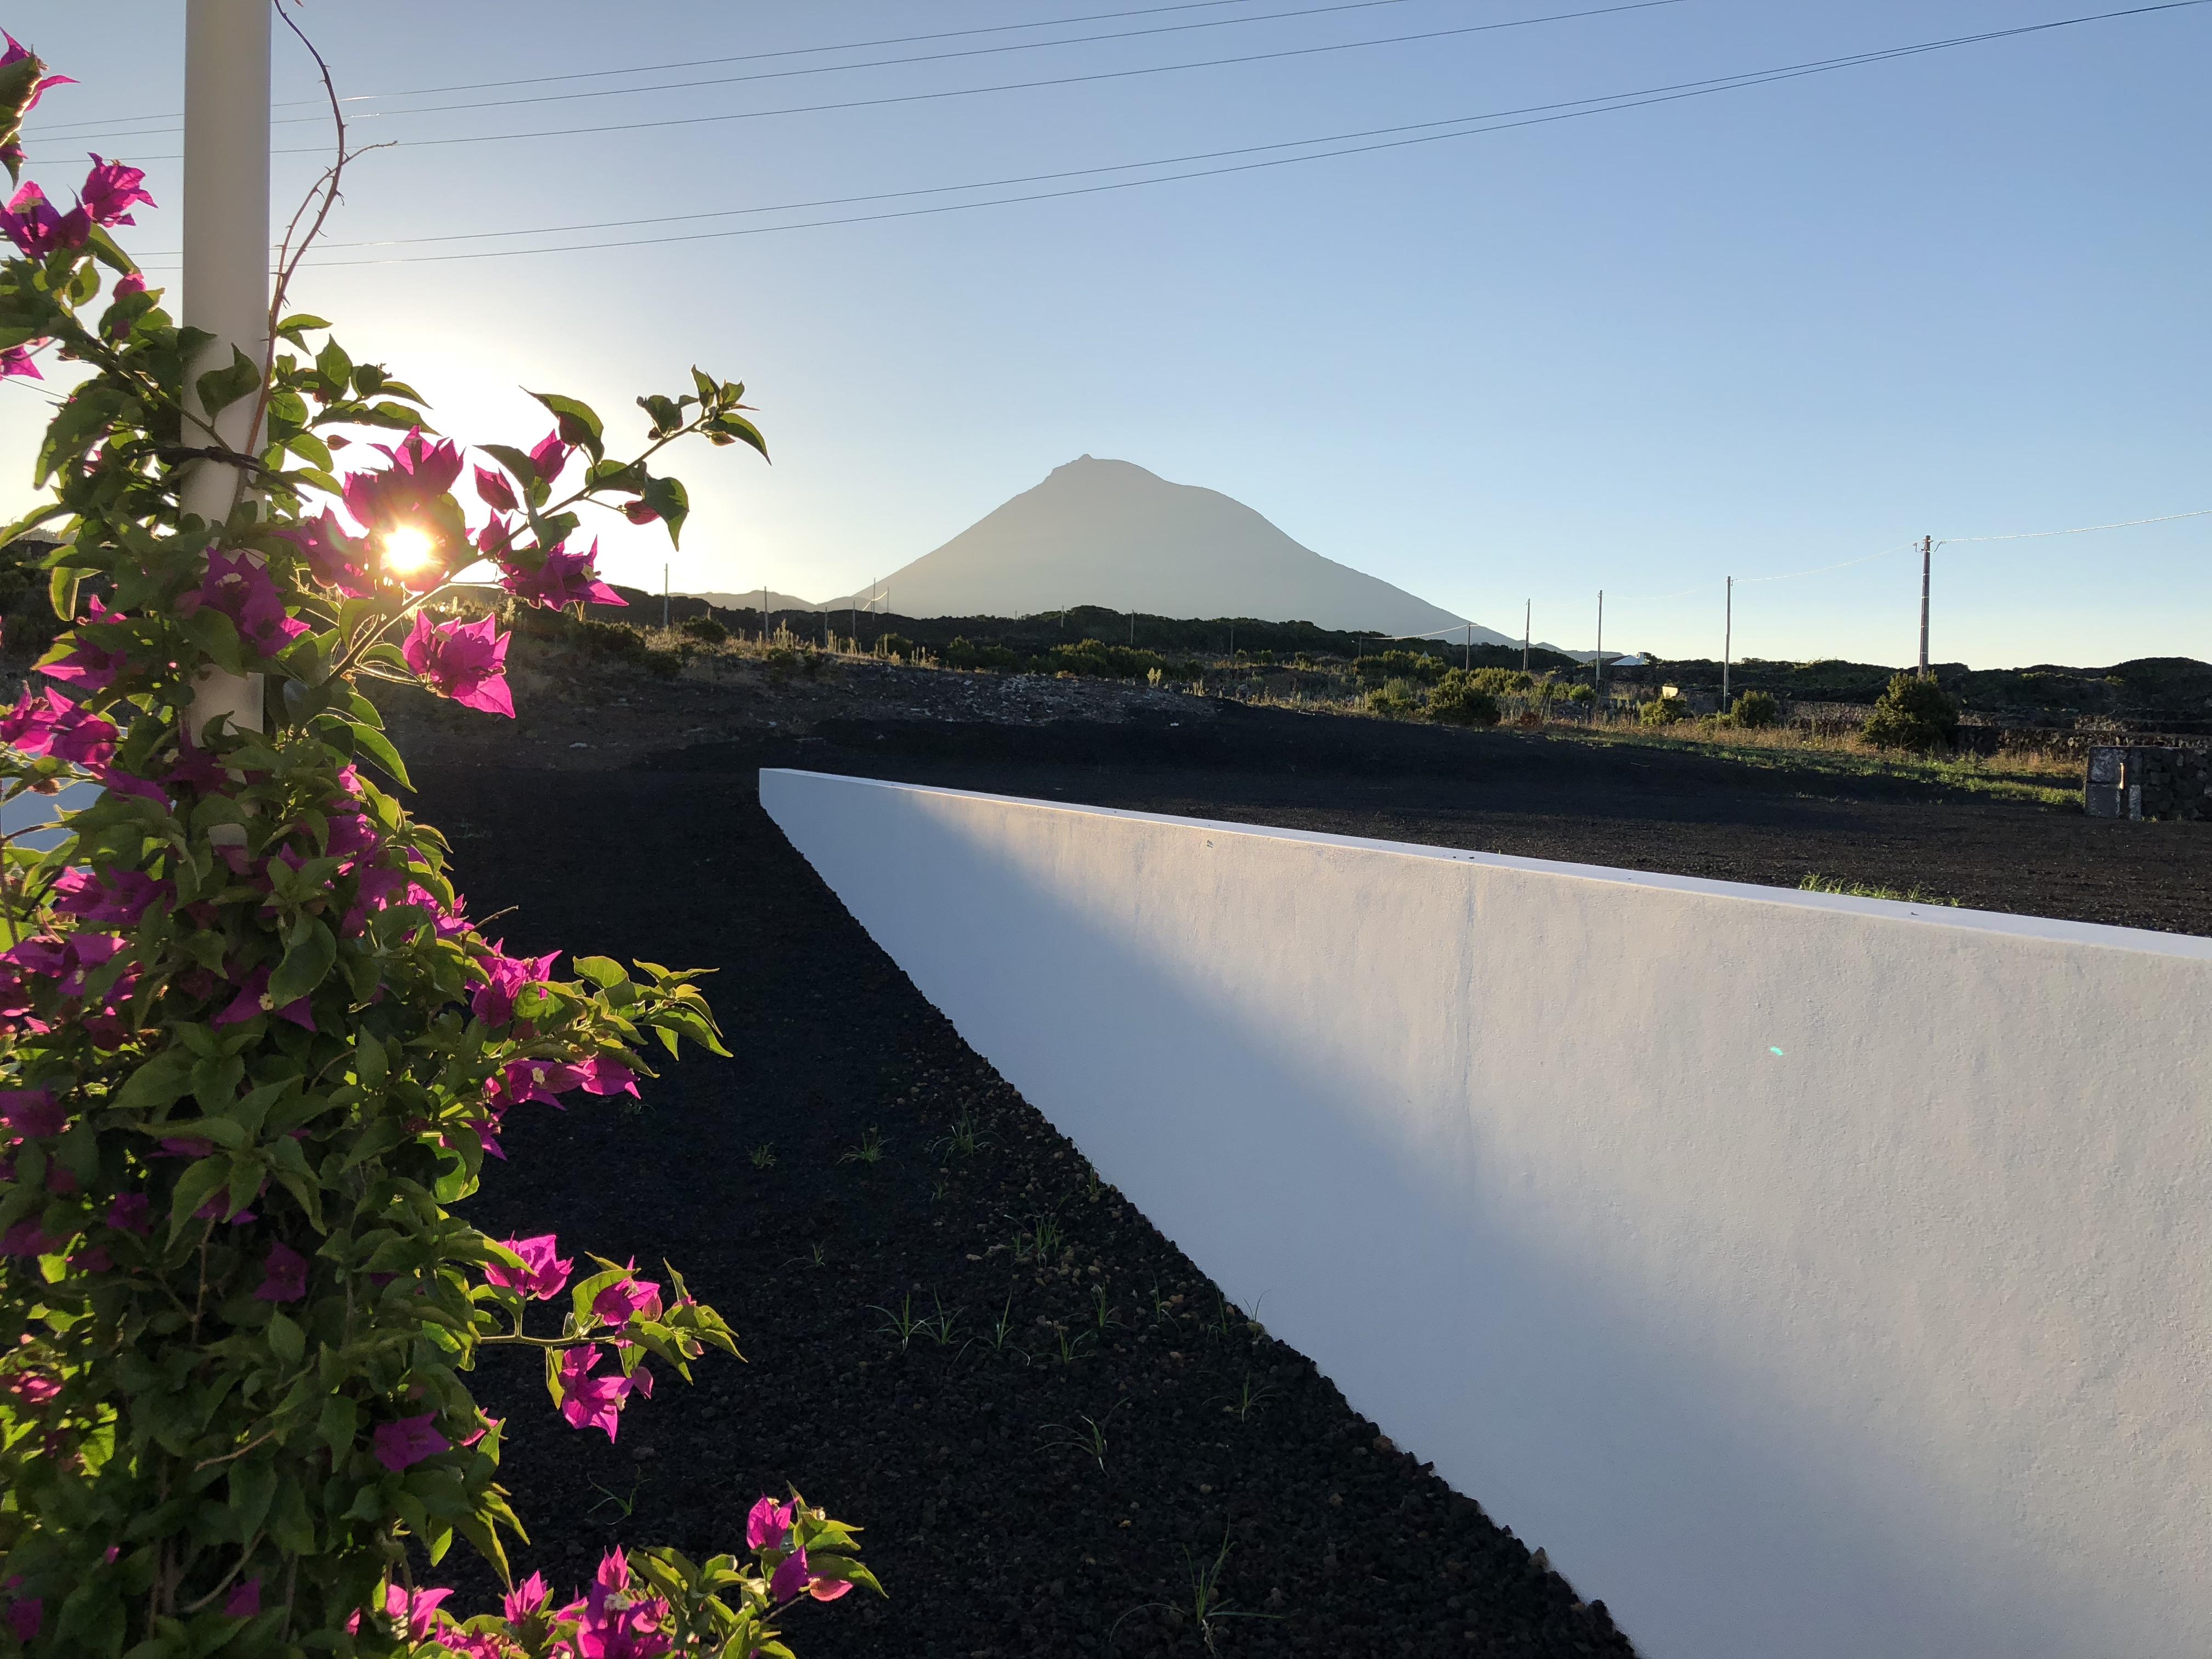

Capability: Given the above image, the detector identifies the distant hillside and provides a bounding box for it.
[816,456,1502,639]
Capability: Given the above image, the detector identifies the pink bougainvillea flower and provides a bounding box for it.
[484,1234,572,1301]
[491,1057,585,1109]
[253,1240,308,1302]
[470,944,558,1027]
[527,430,569,484]
[106,1192,150,1234]
[342,427,461,530]
[620,499,661,527]
[0,180,88,259]
[578,1054,639,1098]
[592,1273,662,1330]
[502,1572,553,1624]
[746,1496,792,1551]
[1,1220,59,1258]
[473,464,519,512]
[0,343,41,380]
[0,1088,61,1139]
[768,1548,812,1605]
[38,594,132,690]
[552,1346,642,1440]
[1,686,117,767]
[3,1594,40,1643]
[0,32,74,114]
[373,1413,450,1472]
[345,1584,453,1643]
[52,866,163,927]
[78,155,154,226]
[213,965,315,1031]
[402,612,514,717]
[3,1371,61,1407]
[179,551,308,658]
[501,539,625,611]
[275,509,371,597]
[223,1578,261,1619]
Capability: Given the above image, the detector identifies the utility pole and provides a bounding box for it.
[1464,622,1471,672]
[1723,575,1733,707]
[1917,535,1932,679]
[1594,590,1604,694]
[760,582,768,644]
[1522,600,1530,675]
[661,564,669,629]
[183,0,271,740]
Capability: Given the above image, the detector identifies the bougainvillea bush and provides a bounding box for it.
[0,30,874,1658]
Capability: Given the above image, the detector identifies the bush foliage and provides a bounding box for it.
[0,32,873,1658]
[1861,672,1961,753]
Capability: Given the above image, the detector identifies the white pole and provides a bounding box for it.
[183,0,271,738]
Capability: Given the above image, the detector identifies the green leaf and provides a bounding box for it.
[275,312,331,343]
[267,919,337,1006]
[166,1155,233,1241]
[704,412,770,461]
[638,474,690,548]
[193,345,262,422]
[572,956,627,990]
[478,443,539,489]
[318,1395,358,1459]
[266,1311,305,1367]
[347,720,413,789]
[527,390,605,459]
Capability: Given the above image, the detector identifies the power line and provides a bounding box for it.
[32,0,1483,139]
[25,0,1696,163]
[1938,508,2212,545]
[169,2,2207,271]
[29,0,1296,131]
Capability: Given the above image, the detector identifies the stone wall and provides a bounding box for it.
[2085,746,2212,820]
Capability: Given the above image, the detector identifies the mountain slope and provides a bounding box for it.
[823,456,1500,639]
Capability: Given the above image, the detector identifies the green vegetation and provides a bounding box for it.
[678,612,729,644]
[1800,873,1961,906]
[1639,696,1688,727]
[1731,689,1779,728]
[1863,672,1962,753]
[1427,668,1502,727]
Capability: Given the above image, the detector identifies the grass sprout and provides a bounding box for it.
[869,1293,921,1352]
[1039,1401,1125,1474]
[927,1106,994,1159]
[1209,1370,1279,1422]
[586,1474,644,1520]
[1012,1213,1064,1265]
[748,1143,776,1169]
[1109,1532,1279,1654]
[919,1291,964,1348]
[1091,1282,1123,1333]
[837,1126,889,1166]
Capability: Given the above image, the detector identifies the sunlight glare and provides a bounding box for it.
[380,526,438,578]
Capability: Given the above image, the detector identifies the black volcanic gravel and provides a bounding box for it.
[417,705,2204,1656]
[419,758,1635,1658]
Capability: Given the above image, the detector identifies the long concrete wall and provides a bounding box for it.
[760,769,2212,1659]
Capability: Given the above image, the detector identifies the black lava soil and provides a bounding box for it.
[419,707,2206,1658]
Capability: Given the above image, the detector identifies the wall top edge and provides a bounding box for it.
[758,769,2212,961]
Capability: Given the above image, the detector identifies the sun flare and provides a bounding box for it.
[379,525,438,577]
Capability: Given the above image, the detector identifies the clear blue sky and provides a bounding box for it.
[8,1,2208,666]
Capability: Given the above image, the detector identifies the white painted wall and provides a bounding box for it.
[760,769,2212,1659]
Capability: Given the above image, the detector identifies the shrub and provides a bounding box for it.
[1639,696,1688,726]
[1862,672,1961,753]
[0,35,873,1658]
[875,632,915,662]
[1367,681,1419,719]
[1565,682,1596,705]
[1731,689,1779,728]
[1468,667,1533,696]
[1356,650,1444,687]
[679,612,729,644]
[1427,668,1502,727]
[576,616,681,676]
